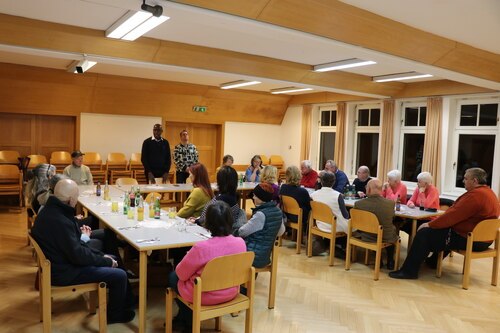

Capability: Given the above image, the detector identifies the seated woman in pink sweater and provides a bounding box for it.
[407,171,440,210]
[167,201,246,332]
[381,169,408,204]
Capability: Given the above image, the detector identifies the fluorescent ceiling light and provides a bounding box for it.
[270,87,313,94]
[67,59,97,74]
[220,80,261,89]
[106,10,170,41]
[373,72,433,82]
[313,58,376,72]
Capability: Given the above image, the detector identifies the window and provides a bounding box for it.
[453,101,498,189]
[354,105,380,176]
[318,109,336,169]
[399,103,426,181]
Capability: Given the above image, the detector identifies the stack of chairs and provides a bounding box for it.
[0,164,23,207]
[129,153,147,184]
[27,154,48,169]
[83,152,105,184]
[259,154,269,166]
[0,150,20,166]
[106,153,131,185]
[269,155,285,182]
[49,151,71,173]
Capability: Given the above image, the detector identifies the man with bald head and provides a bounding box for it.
[353,165,372,198]
[142,123,171,184]
[354,178,398,269]
[31,179,135,324]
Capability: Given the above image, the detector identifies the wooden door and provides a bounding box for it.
[0,113,75,160]
[165,122,221,181]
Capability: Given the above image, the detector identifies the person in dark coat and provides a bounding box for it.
[141,123,171,184]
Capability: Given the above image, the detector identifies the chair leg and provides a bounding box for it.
[245,307,253,333]
[296,225,302,255]
[394,239,401,270]
[42,288,51,333]
[215,316,222,331]
[364,249,370,265]
[436,251,444,278]
[88,290,98,314]
[374,248,382,281]
[98,282,107,333]
[462,254,471,290]
[329,236,335,267]
[307,231,312,258]
[165,289,173,333]
[192,308,201,333]
[345,242,352,270]
[492,253,499,286]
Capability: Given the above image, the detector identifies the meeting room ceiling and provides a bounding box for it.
[0,0,498,97]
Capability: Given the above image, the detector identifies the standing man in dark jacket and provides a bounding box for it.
[141,123,171,184]
[31,179,135,324]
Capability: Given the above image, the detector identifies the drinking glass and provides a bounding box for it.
[177,220,186,232]
[168,207,177,219]
[111,201,119,213]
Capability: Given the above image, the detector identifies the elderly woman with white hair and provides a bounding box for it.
[382,169,408,204]
[299,160,318,189]
[407,171,440,210]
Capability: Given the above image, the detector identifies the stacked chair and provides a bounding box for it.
[106,153,131,185]
[49,151,71,173]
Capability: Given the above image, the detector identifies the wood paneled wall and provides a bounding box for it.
[0,63,290,125]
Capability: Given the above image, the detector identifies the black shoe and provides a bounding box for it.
[386,260,395,271]
[107,309,135,324]
[388,270,418,280]
[172,316,192,332]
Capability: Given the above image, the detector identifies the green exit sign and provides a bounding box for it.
[193,106,207,113]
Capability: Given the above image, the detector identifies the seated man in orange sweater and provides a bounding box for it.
[390,168,500,279]
[299,160,318,189]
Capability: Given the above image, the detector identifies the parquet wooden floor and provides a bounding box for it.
[1,208,499,333]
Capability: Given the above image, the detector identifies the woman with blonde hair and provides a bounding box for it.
[261,165,279,203]
[279,165,311,228]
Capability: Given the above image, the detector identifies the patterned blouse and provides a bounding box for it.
[173,143,199,172]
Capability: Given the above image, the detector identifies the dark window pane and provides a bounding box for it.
[460,104,478,126]
[356,133,379,176]
[321,111,330,126]
[479,104,498,126]
[456,134,495,187]
[319,132,335,170]
[370,108,380,126]
[331,110,337,126]
[401,134,425,182]
[404,107,418,126]
[358,109,369,126]
[419,107,427,126]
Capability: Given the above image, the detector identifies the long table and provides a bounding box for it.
[116,181,257,209]
[344,198,444,248]
[78,185,211,333]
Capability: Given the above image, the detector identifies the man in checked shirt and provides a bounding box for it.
[173,129,199,183]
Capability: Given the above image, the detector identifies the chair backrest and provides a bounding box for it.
[145,192,162,203]
[0,164,21,183]
[129,153,142,169]
[115,178,139,186]
[310,200,335,227]
[0,150,20,164]
[50,151,71,164]
[199,252,255,292]
[439,197,455,211]
[350,209,381,234]
[83,152,102,170]
[470,219,500,242]
[107,152,127,164]
[281,195,301,216]
[259,155,269,165]
[28,233,51,286]
[28,155,48,168]
[269,155,284,167]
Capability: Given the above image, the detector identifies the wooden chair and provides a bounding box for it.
[106,153,128,171]
[129,153,142,171]
[92,170,107,185]
[281,195,303,254]
[307,201,346,266]
[28,154,48,169]
[165,252,255,333]
[27,206,37,245]
[269,155,284,170]
[28,234,107,333]
[345,209,401,281]
[110,170,133,185]
[436,219,500,289]
[0,164,23,207]
[49,151,71,172]
[115,178,139,186]
[83,152,103,171]
[255,239,279,309]
[0,150,20,165]
[259,155,269,166]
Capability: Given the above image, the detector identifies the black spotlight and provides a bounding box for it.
[141,0,163,17]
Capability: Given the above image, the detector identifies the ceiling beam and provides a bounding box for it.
[172,0,500,83]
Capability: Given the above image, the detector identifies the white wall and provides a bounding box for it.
[223,107,303,168]
[223,122,282,165]
[80,113,161,160]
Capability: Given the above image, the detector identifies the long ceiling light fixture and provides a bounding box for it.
[373,71,433,82]
[270,87,313,94]
[105,0,170,41]
[220,80,261,89]
[313,58,376,72]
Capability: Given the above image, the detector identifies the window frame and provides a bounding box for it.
[351,103,381,177]
[316,107,337,170]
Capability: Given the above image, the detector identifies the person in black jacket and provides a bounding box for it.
[141,123,171,184]
[31,179,135,324]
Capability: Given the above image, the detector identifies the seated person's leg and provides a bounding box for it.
[168,271,192,328]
